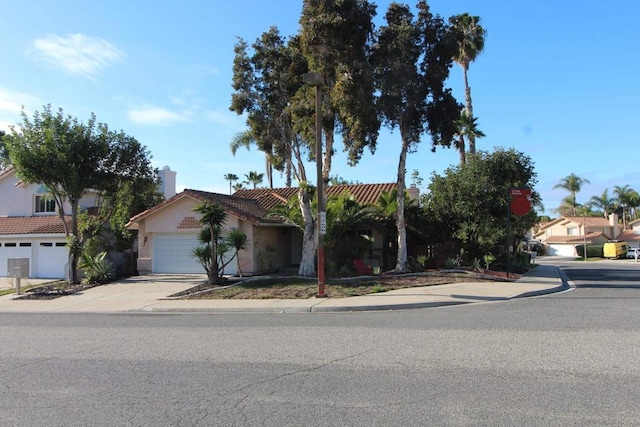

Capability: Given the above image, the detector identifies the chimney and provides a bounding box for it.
[609,213,620,239]
[407,184,420,200]
[158,166,177,199]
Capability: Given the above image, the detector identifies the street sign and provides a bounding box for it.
[319,212,327,235]
[510,187,532,215]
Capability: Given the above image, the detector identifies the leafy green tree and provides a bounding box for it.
[192,202,247,285]
[371,1,459,272]
[425,148,539,260]
[108,177,164,274]
[589,189,615,218]
[0,130,10,170]
[7,105,157,283]
[299,0,380,177]
[223,173,239,195]
[449,12,486,153]
[553,173,590,216]
[245,171,264,189]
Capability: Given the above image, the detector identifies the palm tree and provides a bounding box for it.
[449,13,486,154]
[230,130,274,188]
[627,190,640,221]
[589,189,615,218]
[613,185,636,229]
[245,171,264,189]
[223,173,239,195]
[454,109,485,165]
[554,173,590,216]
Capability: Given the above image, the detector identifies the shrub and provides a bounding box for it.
[79,251,115,284]
[575,244,604,258]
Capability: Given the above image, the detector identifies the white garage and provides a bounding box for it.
[0,239,67,279]
[35,241,68,278]
[152,234,237,275]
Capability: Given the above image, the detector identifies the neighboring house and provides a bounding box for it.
[615,219,640,249]
[0,167,96,278]
[0,166,177,279]
[126,183,402,276]
[533,214,621,256]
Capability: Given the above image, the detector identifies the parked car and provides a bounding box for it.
[626,248,640,259]
[604,240,628,259]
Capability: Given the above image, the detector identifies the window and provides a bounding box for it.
[19,243,31,247]
[35,196,56,213]
[545,229,552,237]
[567,227,578,236]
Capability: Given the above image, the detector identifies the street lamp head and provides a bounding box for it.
[302,72,325,87]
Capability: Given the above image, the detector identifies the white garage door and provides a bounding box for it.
[35,241,68,279]
[548,244,577,257]
[153,234,238,275]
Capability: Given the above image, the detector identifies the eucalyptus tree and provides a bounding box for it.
[449,12,486,153]
[231,0,382,277]
[299,0,380,178]
[371,1,459,272]
[231,28,323,276]
[553,173,590,216]
[223,173,239,195]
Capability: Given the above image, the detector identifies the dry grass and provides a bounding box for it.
[172,270,513,300]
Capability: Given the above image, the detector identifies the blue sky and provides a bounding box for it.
[2,1,639,216]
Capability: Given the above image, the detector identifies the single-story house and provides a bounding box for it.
[126,183,404,276]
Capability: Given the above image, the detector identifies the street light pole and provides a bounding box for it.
[583,215,587,261]
[302,72,327,298]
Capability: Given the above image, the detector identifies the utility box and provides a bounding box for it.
[7,258,29,278]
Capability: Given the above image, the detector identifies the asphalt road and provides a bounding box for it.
[1,259,639,426]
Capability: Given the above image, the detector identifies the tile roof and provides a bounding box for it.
[615,229,640,242]
[127,183,399,229]
[234,183,397,206]
[544,231,606,244]
[0,215,71,235]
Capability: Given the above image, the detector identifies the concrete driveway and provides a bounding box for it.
[0,274,207,313]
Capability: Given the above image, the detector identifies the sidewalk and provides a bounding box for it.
[0,265,568,314]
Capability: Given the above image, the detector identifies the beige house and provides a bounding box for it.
[533,214,621,256]
[126,183,400,276]
[615,219,640,249]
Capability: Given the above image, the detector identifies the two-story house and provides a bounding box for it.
[0,166,177,279]
[533,214,621,256]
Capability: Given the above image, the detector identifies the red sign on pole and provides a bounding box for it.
[510,188,532,215]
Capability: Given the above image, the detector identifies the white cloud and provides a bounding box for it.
[128,107,191,125]
[0,88,39,114]
[28,33,124,78]
[204,109,245,129]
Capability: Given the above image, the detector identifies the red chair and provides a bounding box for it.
[353,259,373,275]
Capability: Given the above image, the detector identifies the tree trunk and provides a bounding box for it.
[67,199,81,283]
[463,65,476,154]
[297,187,317,277]
[458,135,466,165]
[394,140,409,273]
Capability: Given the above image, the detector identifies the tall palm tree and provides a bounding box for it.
[613,185,636,229]
[223,173,239,195]
[449,13,486,154]
[454,109,485,165]
[245,171,264,189]
[627,190,640,221]
[589,189,615,218]
[554,173,590,216]
[230,130,274,188]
